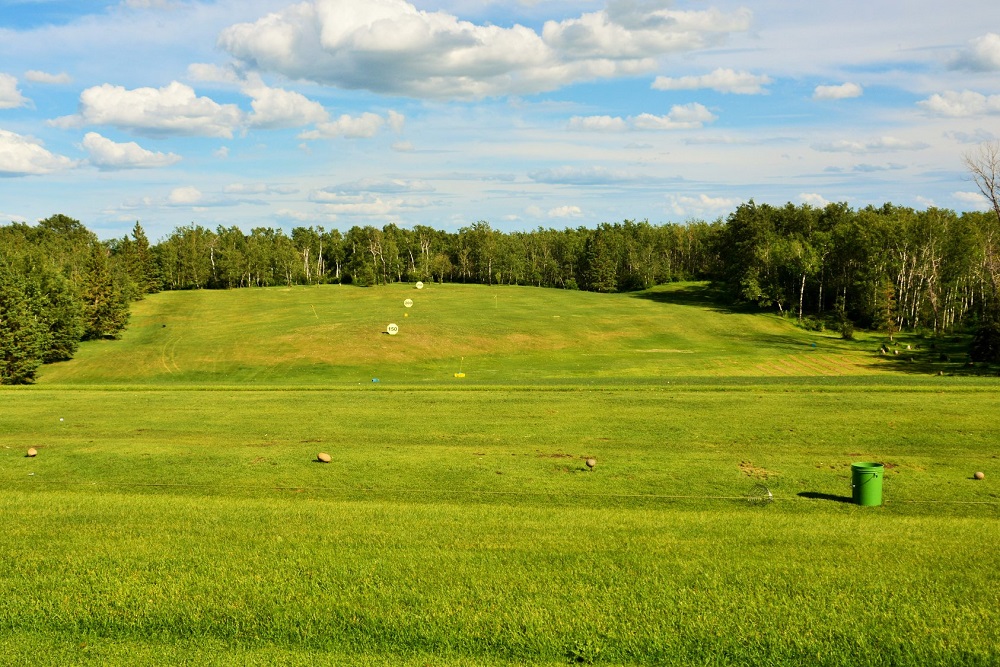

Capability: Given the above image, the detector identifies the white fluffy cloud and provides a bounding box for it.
[813,82,863,100]
[54,82,244,138]
[665,193,737,217]
[242,76,329,129]
[799,193,831,207]
[0,129,75,176]
[24,70,73,85]
[567,115,629,131]
[652,68,771,94]
[918,90,1000,117]
[546,205,583,218]
[0,74,29,109]
[952,191,988,208]
[299,112,400,139]
[167,186,204,205]
[951,33,1000,71]
[82,132,181,170]
[570,103,716,131]
[218,0,753,99]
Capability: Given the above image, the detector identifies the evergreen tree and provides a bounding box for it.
[0,265,46,384]
[80,243,130,340]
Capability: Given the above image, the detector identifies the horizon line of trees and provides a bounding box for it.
[150,202,1000,332]
[4,200,1000,383]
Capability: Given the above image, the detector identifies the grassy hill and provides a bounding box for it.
[3,283,998,665]
[35,282,963,386]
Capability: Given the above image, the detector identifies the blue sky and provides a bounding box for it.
[1,0,999,240]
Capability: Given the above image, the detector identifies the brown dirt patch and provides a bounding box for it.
[739,460,779,479]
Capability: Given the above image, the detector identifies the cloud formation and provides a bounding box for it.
[570,103,716,131]
[918,90,1000,117]
[0,73,29,109]
[54,82,244,138]
[24,70,73,85]
[0,129,75,176]
[652,68,771,94]
[950,33,1000,71]
[665,193,736,217]
[218,0,753,99]
[299,111,402,139]
[812,136,930,153]
[83,132,182,170]
[242,76,329,129]
[813,82,863,100]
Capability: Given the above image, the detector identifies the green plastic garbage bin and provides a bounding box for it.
[851,462,884,506]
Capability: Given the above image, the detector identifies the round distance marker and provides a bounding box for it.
[415,281,424,290]
[404,298,413,308]
[387,323,399,335]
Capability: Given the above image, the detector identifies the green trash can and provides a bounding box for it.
[851,462,884,506]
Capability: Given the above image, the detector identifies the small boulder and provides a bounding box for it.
[974,471,985,480]
[317,452,332,463]
[26,448,37,457]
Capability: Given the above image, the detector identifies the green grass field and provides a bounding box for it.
[2,283,998,665]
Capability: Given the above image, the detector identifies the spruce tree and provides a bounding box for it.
[80,243,130,340]
[0,266,45,384]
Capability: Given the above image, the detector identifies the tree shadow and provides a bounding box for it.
[630,283,755,314]
[798,491,853,504]
[863,333,998,377]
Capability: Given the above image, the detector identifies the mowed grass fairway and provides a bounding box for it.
[2,283,998,665]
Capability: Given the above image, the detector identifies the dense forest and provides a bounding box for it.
[3,201,1000,383]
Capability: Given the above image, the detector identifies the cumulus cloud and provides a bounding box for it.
[950,33,1000,71]
[813,82,863,100]
[53,82,244,138]
[568,115,629,131]
[82,132,181,170]
[242,76,329,129]
[570,103,715,131]
[218,0,753,99]
[651,68,771,94]
[918,90,1000,117]
[299,112,399,139]
[547,205,583,218]
[953,191,989,208]
[0,129,75,176]
[665,193,737,217]
[812,136,930,153]
[0,74,30,109]
[24,70,73,85]
[799,193,830,207]
[167,186,204,205]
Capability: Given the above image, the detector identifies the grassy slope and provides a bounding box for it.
[38,282,927,386]
[2,283,999,665]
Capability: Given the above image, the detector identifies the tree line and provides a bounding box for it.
[4,200,1000,383]
[0,215,153,383]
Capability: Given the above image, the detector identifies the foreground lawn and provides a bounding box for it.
[3,284,998,664]
[2,387,998,665]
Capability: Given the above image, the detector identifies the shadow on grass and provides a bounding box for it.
[862,333,1000,377]
[630,283,756,314]
[798,491,853,504]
